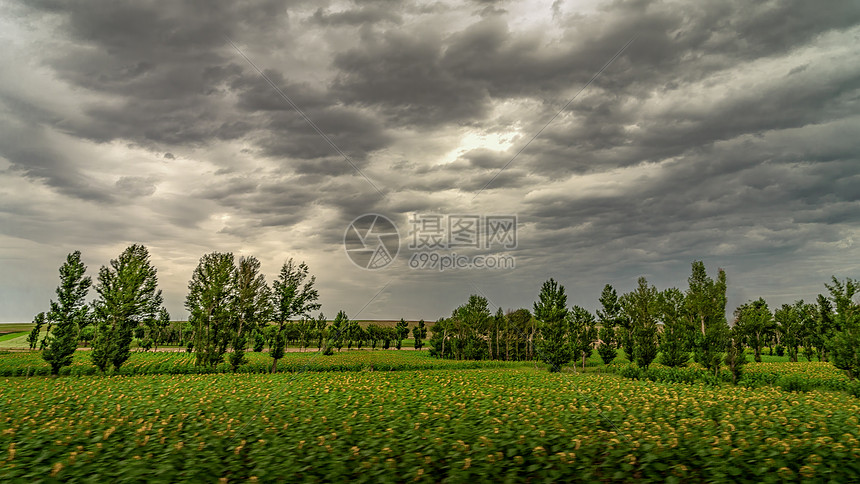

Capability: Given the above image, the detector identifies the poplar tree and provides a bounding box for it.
[92,245,163,372]
[534,278,570,372]
[270,259,320,370]
[43,251,91,375]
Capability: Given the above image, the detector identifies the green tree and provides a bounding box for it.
[230,256,271,371]
[395,319,409,350]
[568,306,597,370]
[412,319,427,350]
[451,295,491,360]
[506,309,532,361]
[327,310,349,353]
[185,252,236,369]
[27,312,46,351]
[658,287,691,367]
[367,323,382,350]
[314,313,327,350]
[826,277,860,379]
[724,325,747,385]
[622,277,660,369]
[92,245,164,372]
[428,319,452,358]
[491,308,505,360]
[774,301,813,363]
[149,307,171,351]
[270,259,321,371]
[685,261,729,375]
[733,298,773,362]
[534,278,571,372]
[42,251,91,375]
[596,285,622,365]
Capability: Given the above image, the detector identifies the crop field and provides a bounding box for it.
[0,350,531,377]
[1,351,859,483]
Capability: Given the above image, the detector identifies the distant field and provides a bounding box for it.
[0,323,34,334]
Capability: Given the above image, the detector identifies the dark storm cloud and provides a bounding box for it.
[2,0,860,321]
[308,4,402,26]
[331,27,492,127]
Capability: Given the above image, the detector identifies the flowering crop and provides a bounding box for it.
[2,369,859,482]
[0,350,528,377]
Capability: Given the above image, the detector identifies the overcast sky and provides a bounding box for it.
[1,0,859,323]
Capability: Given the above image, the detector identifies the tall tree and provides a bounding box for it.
[622,277,660,370]
[506,309,532,361]
[27,312,46,351]
[43,251,91,375]
[412,319,427,350]
[185,252,236,369]
[489,308,504,359]
[724,325,747,385]
[92,245,164,372]
[270,259,321,370]
[658,287,691,367]
[568,306,597,370]
[534,278,571,372]
[596,285,622,365]
[230,256,271,370]
[326,310,349,354]
[451,295,491,360]
[774,301,814,363]
[733,298,773,363]
[826,277,860,379]
[395,319,409,350]
[814,294,835,361]
[685,261,729,375]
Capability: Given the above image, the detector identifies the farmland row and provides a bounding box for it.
[2,369,859,482]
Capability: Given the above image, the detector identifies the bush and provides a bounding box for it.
[776,374,811,393]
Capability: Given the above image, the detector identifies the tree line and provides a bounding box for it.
[31,246,429,375]
[427,261,860,381]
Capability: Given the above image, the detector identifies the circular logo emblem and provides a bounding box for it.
[344,214,400,270]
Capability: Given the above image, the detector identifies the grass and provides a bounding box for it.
[0,332,27,343]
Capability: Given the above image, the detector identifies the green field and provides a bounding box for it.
[1,350,859,482]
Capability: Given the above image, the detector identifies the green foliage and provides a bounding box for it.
[233,255,271,344]
[270,258,321,367]
[412,319,427,350]
[826,277,860,380]
[568,306,597,369]
[42,251,92,375]
[685,261,729,375]
[724,327,747,385]
[733,298,773,362]
[395,318,409,349]
[657,288,691,367]
[774,300,815,363]
[91,245,164,372]
[622,277,660,369]
[534,279,570,372]
[26,312,46,351]
[326,310,349,353]
[252,331,265,352]
[596,285,623,365]
[185,252,236,369]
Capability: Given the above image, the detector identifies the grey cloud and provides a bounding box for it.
[115,176,158,197]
